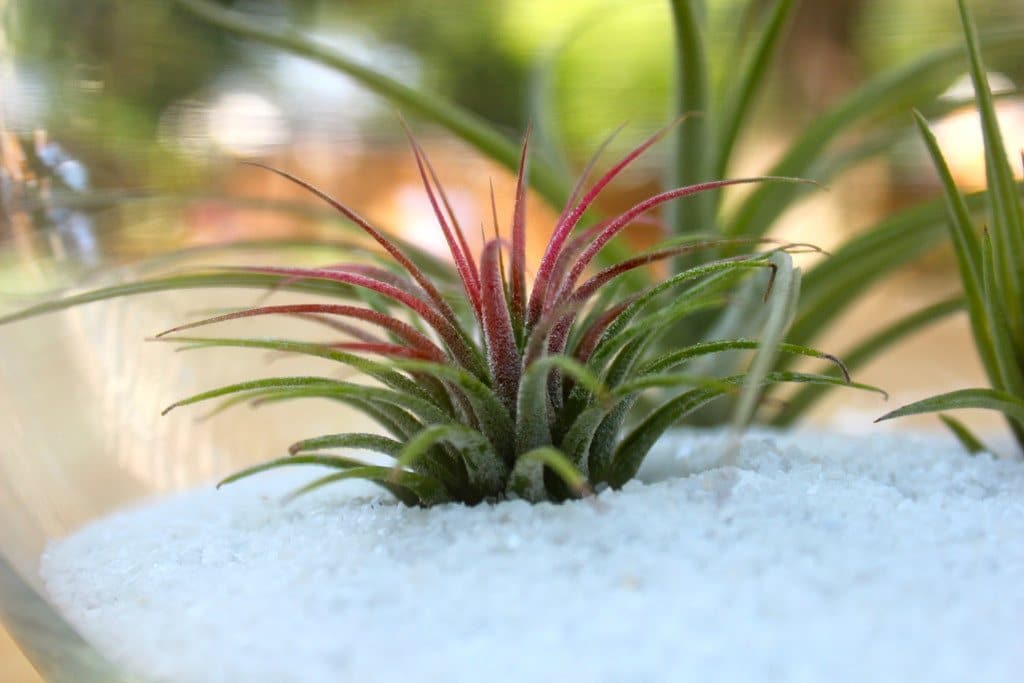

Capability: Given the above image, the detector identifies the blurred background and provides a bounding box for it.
[2,1,1023,680]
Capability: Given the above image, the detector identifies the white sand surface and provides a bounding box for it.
[41,429,1024,682]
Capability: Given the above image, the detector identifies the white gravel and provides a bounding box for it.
[41,429,1024,683]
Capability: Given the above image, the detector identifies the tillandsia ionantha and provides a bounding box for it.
[0,123,882,504]
[163,0,1024,430]
[125,122,880,506]
[875,0,1024,456]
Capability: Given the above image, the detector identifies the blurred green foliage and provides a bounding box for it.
[7,0,1022,190]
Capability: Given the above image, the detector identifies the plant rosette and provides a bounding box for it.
[1,123,874,508]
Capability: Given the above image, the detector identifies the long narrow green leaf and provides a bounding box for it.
[395,424,506,497]
[732,251,799,431]
[876,387,1024,428]
[218,457,435,506]
[641,339,848,378]
[516,354,607,453]
[510,446,590,503]
[159,335,434,402]
[726,25,1024,238]
[958,0,1024,342]
[193,380,421,442]
[170,0,570,208]
[979,230,1024,396]
[711,0,794,181]
[938,414,989,455]
[774,297,963,426]
[161,377,332,414]
[561,398,629,480]
[162,380,466,480]
[0,272,361,325]
[667,0,712,235]
[283,466,448,506]
[250,387,463,486]
[345,397,423,442]
[608,371,884,488]
[812,90,1022,188]
[912,111,996,379]
[287,432,405,457]
[218,454,372,488]
[592,257,774,362]
[610,373,740,401]
[588,263,747,373]
[786,188,1018,349]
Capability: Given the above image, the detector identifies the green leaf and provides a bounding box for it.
[218,454,371,488]
[912,112,996,379]
[957,0,1024,342]
[588,264,745,375]
[159,335,433,402]
[162,377,339,416]
[591,257,774,363]
[774,297,963,426]
[217,457,432,506]
[732,251,800,432]
[170,0,570,209]
[344,397,424,442]
[287,432,405,457]
[508,446,589,503]
[876,387,1024,428]
[611,372,739,398]
[516,354,607,453]
[161,375,472,487]
[285,466,449,506]
[938,414,989,455]
[726,24,1024,239]
[786,189,1010,350]
[667,0,712,235]
[608,372,884,488]
[641,339,848,378]
[711,0,794,181]
[580,400,633,482]
[0,272,359,326]
[978,230,1024,396]
[395,424,507,497]
[390,358,515,461]
[167,381,469,487]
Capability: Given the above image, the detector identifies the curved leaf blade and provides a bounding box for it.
[876,387,1024,428]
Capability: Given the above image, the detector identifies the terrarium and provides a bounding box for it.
[2,1,1023,681]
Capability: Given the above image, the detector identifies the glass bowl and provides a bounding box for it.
[0,225,370,681]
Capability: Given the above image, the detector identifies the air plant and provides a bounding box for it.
[875,0,1024,455]
[111,123,880,507]
[165,0,1024,429]
[0,129,881,505]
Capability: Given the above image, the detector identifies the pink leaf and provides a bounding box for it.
[480,240,521,412]
[509,125,531,328]
[155,303,448,361]
[243,162,462,327]
[223,265,482,372]
[552,178,790,306]
[401,127,483,317]
[528,121,678,325]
